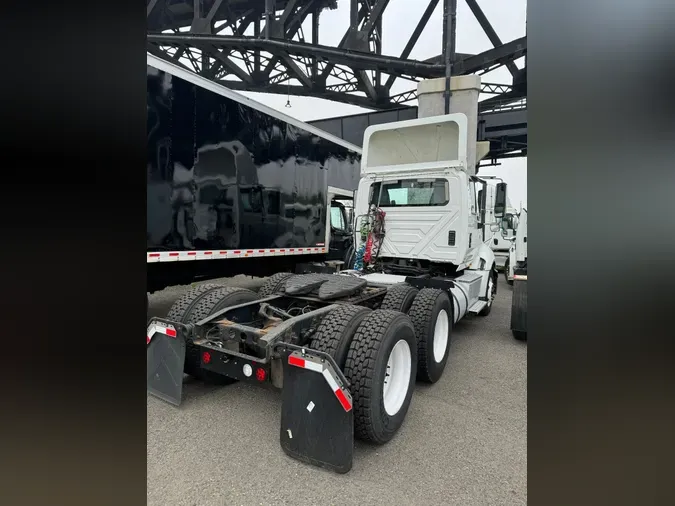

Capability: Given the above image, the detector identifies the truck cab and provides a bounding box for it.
[351,113,507,321]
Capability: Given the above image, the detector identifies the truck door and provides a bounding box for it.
[327,201,352,261]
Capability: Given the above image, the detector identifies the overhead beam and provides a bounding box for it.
[278,53,313,88]
[204,45,253,83]
[361,0,390,36]
[203,81,399,110]
[320,4,368,81]
[464,0,519,78]
[385,0,438,90]
[279,0,300,26]
[148,33,447,77]
[451,36,526,75]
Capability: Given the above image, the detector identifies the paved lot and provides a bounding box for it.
[147,276,527,506]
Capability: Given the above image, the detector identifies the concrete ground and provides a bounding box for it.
[147,275,527,506]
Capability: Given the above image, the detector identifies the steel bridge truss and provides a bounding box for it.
[147,0,526,112]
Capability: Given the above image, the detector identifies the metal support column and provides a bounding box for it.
[442,0,457,114]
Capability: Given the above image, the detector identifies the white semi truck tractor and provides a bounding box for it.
[147,113,508,474]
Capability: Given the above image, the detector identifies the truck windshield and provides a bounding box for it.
[369,179,449,207]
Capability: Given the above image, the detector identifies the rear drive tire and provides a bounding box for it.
[258,272,295,297]
[344,310,418,444]
[408,289,452,383]
[478,269,498,317]
[184,287,259,384]
[309,305,372,370]
[166,283,224,322]
[380,284,419,313]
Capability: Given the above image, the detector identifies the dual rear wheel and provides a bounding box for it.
[309,284,453,444]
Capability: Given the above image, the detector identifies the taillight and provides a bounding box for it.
[255,368,266,382]
[202,352,211,364]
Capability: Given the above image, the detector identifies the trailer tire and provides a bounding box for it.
[380,284,419,313]
[408,289,452,383]
[344,310,417,444]
[309,305,372,371]
[258,272,295,297]
[478,269,498,317]
[184,286,259,384]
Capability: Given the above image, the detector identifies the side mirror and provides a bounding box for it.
[490,223,501,233]
[500,213,517,240]
[494,182,507,219]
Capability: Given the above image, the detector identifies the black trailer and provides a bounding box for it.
[147,55,362,293]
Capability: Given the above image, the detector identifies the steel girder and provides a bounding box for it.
[147,0,526,111]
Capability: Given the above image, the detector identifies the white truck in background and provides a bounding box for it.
[501,206,527,340]
[502,206,527,285]
[475,176,516,270]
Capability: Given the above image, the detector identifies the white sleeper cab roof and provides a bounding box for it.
[360,114,469,176]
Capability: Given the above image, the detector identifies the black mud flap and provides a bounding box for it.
[147,319,187,406]
[279,348,354,474]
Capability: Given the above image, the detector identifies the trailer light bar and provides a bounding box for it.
[146,322,177,344]
[288,352,353,412]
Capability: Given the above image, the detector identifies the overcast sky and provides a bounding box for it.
[209,0,528,206]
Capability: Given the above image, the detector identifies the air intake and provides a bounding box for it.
[448,231,456,246]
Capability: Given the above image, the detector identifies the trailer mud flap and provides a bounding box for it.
[147,319,187,406]
[279,349,354,474]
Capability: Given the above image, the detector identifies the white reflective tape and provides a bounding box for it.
[322,368,340,392]
[146,323,176,341]
[306,401,315,413]
[302,359,324,373]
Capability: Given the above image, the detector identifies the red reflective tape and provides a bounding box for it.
[334,388,352,412]
[188,252,196,256]
[233,250,241,254]
[289,248,294,252]
[204,251,212,255]
[288,356,305,368]
[220,251,227,254]
[298,248,303,252]
[149,253,160,257]
[146,336,151,344]
[169,252,179,257]
[165,328,176,338]
[279,249,285,252]
[246,250,254,254]
[270,249,276,253]
[258,250,265,253]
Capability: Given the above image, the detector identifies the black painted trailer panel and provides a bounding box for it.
[147,64,361,253]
